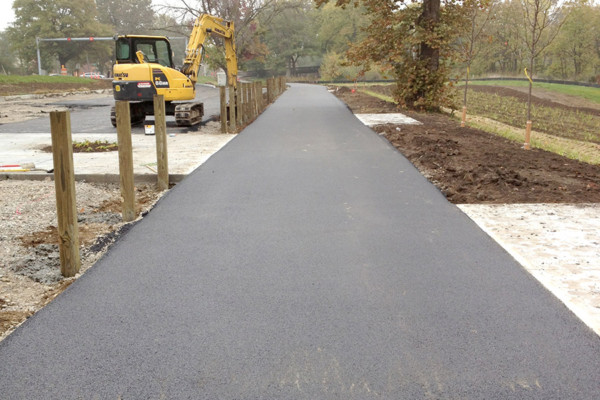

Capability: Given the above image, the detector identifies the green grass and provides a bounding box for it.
[359,89,395,103]
[195,75,217,85]
[0,74,94,84]
[466,89,600,144]
[466,117,600,165]
[324,81,394,87]
[462,79,600,104]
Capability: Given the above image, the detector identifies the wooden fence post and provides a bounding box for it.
[153,94,169,191]
[253,82,260,117]
[257,81,263,112]
[50,111,81,278]
[229,85,237,132]
[220,86,227,133]
[254,81,262,115]
[241,83,247,124]
[245,83,252,120]
[267,78,273,103]
[236,85,242,127]
[115,101,136,222]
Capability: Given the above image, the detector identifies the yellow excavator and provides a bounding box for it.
[111,14,237,127]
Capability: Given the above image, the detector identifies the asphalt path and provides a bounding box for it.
[1,84,599,398]
[0,83,221,134]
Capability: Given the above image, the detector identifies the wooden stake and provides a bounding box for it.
[256,81,262,114]
[246,83,252,120]
[229,85,237,132]
[236,85,242,127]
[461,106,467,128]
[252,82,260,117]
[115,101,136,222]
[258,81,264,112]
[219,86,227,133]
[244,83,250,123]
[267,78,274,103]
[50,111,81,277]
[153,95,169,191]
[524,120,532,150]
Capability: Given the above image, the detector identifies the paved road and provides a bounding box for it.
[1,84,599,399]
[0,84,220,134]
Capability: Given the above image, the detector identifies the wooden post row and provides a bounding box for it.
[153,95,169,191]
[115,101,136,222]
[50,111,81,277]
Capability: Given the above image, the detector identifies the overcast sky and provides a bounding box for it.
[0,1,179,32]
[0,1,15,31]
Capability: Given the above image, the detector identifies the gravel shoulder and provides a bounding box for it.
[0,180,163,341]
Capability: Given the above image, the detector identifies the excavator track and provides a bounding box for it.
[174,102,204,127]
[110,102,146,127]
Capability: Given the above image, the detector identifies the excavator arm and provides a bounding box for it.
[181,14,237,87]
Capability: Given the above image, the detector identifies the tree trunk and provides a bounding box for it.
[413,0,440,103]
[419,0,441,73]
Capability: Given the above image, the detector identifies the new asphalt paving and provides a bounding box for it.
[1,84,599,399]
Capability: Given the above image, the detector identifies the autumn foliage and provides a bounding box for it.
[316,0,469,110]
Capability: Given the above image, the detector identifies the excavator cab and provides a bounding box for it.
[115,36,174,68]
[112,35,198,126]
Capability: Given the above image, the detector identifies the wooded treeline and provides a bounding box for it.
[1,0,598,85]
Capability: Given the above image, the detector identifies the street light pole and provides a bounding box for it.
[36,37,42,75]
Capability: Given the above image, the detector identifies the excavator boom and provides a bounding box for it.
[181,14,237,87]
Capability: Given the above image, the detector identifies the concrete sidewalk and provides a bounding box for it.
[0,123,235,182]
[0,84,599,399]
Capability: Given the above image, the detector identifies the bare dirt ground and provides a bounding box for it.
[334,86,600,204]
